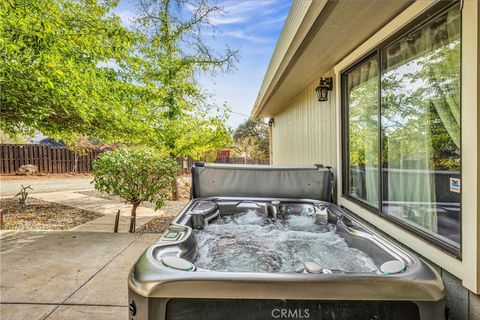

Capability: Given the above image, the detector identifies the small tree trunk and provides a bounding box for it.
[171,177,179,201]
[169,153,179,201]
[129,203,139,233]
[73,152,79,175]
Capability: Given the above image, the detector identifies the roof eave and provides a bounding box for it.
[252,0,414,118]
[251,0,328,118]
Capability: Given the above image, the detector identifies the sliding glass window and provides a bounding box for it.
[344,56,379,208]
[343,4,461,252]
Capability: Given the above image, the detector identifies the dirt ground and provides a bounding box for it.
[0,174,192,232]
[0,173,93,180]
[136,200,188,233]
[0,197,102,231]
[136,177,191,233]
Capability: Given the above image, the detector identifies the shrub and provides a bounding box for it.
[93,147,177,232]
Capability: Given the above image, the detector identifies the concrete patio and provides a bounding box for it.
[0,230,159,319]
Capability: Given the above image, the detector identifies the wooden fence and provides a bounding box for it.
[0,144,100,175]
[0,144,270,175]
[176,157,270,173]
[216,157,270,165]
[177,157,196,174]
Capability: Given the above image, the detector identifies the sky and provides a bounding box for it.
[111,0,292,129]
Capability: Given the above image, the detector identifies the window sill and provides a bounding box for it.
[342,194,461,258]
[338,195,463,279]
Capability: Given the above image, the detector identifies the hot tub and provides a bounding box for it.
[128,164,446,320]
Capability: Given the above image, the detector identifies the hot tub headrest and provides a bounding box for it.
[191,163,334,201]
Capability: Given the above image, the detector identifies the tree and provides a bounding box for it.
[0,0,149,142]
[1,0,235,156]
[64,135,94,174]
[134,0,238,152]
[381,37,461,171]
[92,147,177,232]
[0,129,27,144]
[133,0,237,197]
[233,119,269,160]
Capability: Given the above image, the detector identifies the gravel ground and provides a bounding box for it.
[0,197,102,230]
[136,200,188,233]
[0,173,92,180]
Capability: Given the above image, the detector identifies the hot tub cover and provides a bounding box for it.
[191,163,334,201]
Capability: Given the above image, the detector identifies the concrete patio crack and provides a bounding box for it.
[40,233,143,319]
[1,302,126,308]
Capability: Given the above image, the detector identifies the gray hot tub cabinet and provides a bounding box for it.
[128,164,446,320]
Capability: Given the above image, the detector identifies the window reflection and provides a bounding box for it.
[344,5,461,249]
[381,7,461,246]
[345,56,379,208]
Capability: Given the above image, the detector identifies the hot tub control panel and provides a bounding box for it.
[163,230,181,241]
[159,227,186,242]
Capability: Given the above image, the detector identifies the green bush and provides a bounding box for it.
[92,147,177,232]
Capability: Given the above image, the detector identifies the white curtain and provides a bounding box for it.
[382,6,460,232]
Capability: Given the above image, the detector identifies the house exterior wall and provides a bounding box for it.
[267,0,480,318]
[270,71,336,168]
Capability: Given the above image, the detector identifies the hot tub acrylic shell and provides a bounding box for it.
[128,198,446,320]
[128,164,446,320]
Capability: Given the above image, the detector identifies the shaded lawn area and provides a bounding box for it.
[0,197,102,230]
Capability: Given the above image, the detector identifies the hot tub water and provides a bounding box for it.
[194,210,378,273]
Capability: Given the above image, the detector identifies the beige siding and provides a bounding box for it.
[271,71,337,169]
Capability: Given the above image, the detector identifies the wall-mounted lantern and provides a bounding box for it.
[268,118,274,127]
[315,77,333,102]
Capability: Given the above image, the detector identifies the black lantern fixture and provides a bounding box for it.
[268,117,274,127]
[315,77,333,102]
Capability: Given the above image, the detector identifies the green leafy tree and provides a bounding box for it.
[168,102,232,159]
[0,0,149,141]
[0,129,27,144]
[134,0,237,197]
[1,0,235,157]
[93,147,177,232]
[348,73,379,168]
[381,37,461,171]
[64,135,95,174]
[134,0,237,153]
[233,119,269,160]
